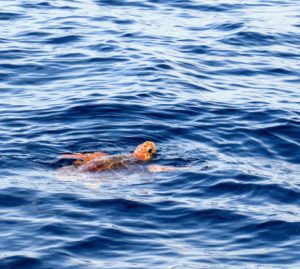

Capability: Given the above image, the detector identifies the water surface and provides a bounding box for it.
[1,0,300,268]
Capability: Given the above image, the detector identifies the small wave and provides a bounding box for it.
[95,0,154,8]
[0,188,37,208]
[45,35,82,44]
[0,12,25,21]
[205,181,300,205]
[221,31,277,46]
[0,256,43,269]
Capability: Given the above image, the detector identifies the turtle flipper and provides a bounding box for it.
[148,165,187,173]
[60,152,108,159]
[59,152,108,166]
[60,153,86,159]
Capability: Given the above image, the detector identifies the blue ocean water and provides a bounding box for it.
[1,0,300,268]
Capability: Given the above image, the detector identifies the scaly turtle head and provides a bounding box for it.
[133,141,156,161]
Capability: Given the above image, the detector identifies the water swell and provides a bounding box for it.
[1,0,300,268]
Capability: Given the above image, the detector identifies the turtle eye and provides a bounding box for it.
[148,148,152,153]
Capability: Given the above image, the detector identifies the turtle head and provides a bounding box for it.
[133,141,156,161]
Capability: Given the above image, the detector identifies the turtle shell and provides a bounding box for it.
[78,155,142,172]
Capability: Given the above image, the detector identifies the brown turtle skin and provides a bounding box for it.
[60,141,185,173]
[60,141,156,172]
[77,155,141,172]
[61,152,108,166]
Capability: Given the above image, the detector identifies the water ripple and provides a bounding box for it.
[0,0,300,268]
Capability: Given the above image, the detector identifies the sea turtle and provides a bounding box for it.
[60,141,180,173]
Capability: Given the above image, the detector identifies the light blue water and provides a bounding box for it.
[0,0,300,268]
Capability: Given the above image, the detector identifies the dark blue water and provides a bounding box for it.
[1,0,300,268]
